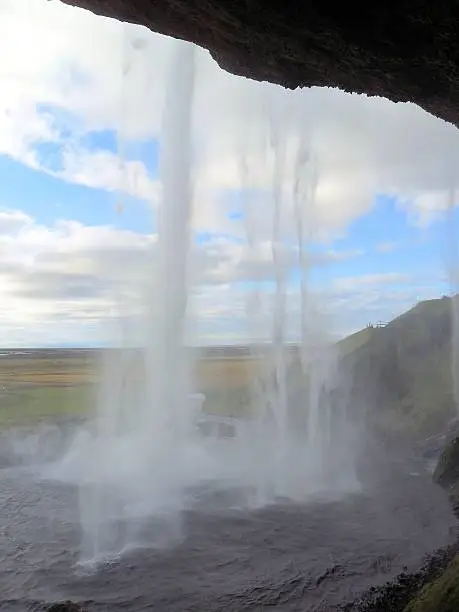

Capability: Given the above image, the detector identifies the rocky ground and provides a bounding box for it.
[433,436,459,519]
[339,539,459,612]
[339,433,459,612]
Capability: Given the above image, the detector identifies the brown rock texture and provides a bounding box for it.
[60,0,459,127]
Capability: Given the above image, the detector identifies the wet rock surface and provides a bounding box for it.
[41,544,459,612]
[340,541,459,612]
[366,433,459,612]
[46,602,86,612]
[417,419,459,461]
[433,436,459,488]
[433,436,459,519]
[61,0,459,128]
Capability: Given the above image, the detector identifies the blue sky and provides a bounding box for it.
[0,125,457,346]
[0,138,155,234]
[310,194,452,286]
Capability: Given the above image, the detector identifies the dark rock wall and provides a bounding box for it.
[62,0,459,127]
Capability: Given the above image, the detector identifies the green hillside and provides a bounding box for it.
[340,296,457,439]
[337,325,375,356]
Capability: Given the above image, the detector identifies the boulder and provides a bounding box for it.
[47,602,85,612]
[432,437,459,489]
[432,436,459,518]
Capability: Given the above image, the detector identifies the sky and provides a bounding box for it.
[0,0,458,347]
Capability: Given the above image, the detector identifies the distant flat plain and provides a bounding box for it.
[0,347,270,427]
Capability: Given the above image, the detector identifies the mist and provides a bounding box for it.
[0,4,458,609]
[18,36,368,565]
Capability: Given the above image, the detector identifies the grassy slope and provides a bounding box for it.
[404,555,459,612]
[346,297,457,439]
[336,326,374,357]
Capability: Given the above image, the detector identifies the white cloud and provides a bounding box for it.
[0,0,166,200]
[375,242,398,253]
[0,1,458,344]
[0,207,418,345]
[0,210,267,342]
[55,146,159,202]
[1,0,459,242]
[332,273,410,292]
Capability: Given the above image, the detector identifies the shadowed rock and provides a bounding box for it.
[433,437,459,489]
[61,0,459,128]
[47,603,85,612]
[433,436,459,521]
[340,541,459,612]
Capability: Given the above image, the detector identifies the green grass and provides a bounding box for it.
[0,294,456,437]
[404,556,459,612]
[337,326,374,356]
[0,385,95,427]
[201,386,252,418]
[346,296,458,439]
[0,382,254,427]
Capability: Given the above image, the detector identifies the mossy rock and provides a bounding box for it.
[403,555,459,612]
[433,437,459,488]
